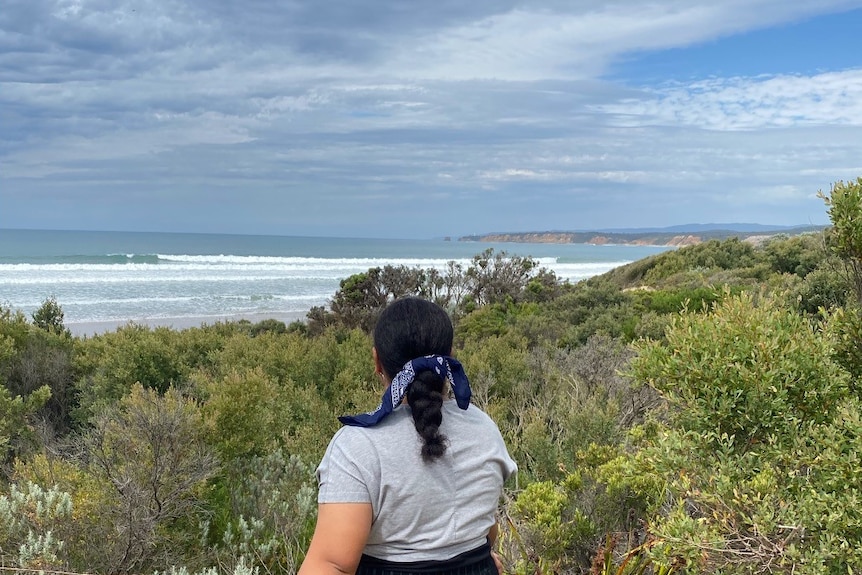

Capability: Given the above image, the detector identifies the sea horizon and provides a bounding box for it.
[1,228,673,336]
[0,225,460,243]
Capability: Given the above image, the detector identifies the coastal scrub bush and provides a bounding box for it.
[73,322,240,425]
[508,454,650,575]
[458,333,532,409]
[819,177,862,389]
[789,265,848,316]
[12,452,117,571]
[510,477,584,573]
[307,250,561,334]
[455,302,549,345]
[197,367,286,461]
[0,480,72,571]
[195,364,336,462]
[763,233,823,277]
[541,281,637,346]
[73,325,187,422]
[31,296,70,337]
[495,336,655,574]
[0,305,31,349]
[0,302,75,440]
[202,449,318,575]
[608,292,858,573]
[820,177,862,304]
[633,291,846,450]
[829,305,862,390]
[205,328,377,410]
[641,238,759,285]
[6,327,76,436]
[0,387,51,470]
[636,286,722,314]
[83,384,217,573]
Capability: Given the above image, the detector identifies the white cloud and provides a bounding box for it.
[2,0,862,236]
[385,1,862,80]
[597,70,862,130]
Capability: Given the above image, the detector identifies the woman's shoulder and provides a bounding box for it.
[443,402,506,437]
[330,407,413,445]
[444,400,495,422]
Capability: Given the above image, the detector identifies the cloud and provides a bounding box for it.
[597,70,862,130]
[383,0,862,80]
[2,0,862,237]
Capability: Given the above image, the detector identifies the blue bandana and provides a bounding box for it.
[339,355,472,427]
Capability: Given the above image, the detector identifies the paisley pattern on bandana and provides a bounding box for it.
[339,355,472,427]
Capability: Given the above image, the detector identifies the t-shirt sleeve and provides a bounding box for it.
[496,430,518,482]
[503,449,518,482]
[317,427,374,504]
[475,406,518,482]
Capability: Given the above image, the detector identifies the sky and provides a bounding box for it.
[2,0,862,239]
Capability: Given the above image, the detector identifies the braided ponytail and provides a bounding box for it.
[373,297,455,463]
[406,369,448,461]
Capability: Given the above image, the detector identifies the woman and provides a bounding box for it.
[298,297,517,575]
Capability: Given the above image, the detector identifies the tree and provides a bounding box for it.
[324,265,426,331]
[307,250,562,334]
[32,296,70,337]
[819,177,862,385]
[819,177,862,304]
[85,384,217,573]
[463,248,547,309]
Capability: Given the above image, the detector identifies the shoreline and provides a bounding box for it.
[66,311,309,337]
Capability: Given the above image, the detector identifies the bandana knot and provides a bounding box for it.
[339,355,472,427]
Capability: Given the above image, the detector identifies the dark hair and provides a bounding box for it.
[373,297,454,462]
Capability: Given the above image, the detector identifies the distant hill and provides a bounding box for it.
[458,224,826,247]
[592,223,817,234]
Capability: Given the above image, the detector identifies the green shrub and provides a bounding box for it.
[642,239,760,285]
[820,177,862,304]
[203,450,318,575]
[637,286,722,314]
[631,291,847,450]
[763,233,824,277]
[615,292,859,573]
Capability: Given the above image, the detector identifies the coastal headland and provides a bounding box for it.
[459,224,825,247]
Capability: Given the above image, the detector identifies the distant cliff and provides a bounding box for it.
[458,226,824,247]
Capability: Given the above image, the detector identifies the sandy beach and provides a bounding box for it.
[66,311,309,337]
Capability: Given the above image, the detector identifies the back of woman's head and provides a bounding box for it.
[373,297,454,462]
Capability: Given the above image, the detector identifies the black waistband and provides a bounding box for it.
[357,543,494,574]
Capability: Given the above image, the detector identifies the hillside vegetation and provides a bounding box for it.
[458,224,824,246]
[1,178,861,575]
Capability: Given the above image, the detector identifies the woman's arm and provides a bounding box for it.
[488,521,503,575]
[298,503,373,575]
[487,522,499,546]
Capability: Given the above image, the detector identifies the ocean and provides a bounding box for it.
[0,229,672,334]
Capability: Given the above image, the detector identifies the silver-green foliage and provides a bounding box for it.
[0,481,72,569]
[203,449,318,575]
[157,556,259,575]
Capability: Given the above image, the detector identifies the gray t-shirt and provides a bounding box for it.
[317,400,517,562]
